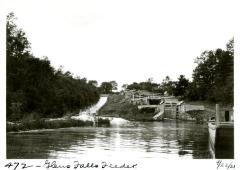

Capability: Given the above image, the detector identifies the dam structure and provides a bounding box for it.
[125,89,205,121]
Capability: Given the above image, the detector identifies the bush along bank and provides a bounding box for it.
[7,119,92,132]
[7,117,110,132]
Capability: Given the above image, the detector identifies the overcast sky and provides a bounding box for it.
[6,0,234,89]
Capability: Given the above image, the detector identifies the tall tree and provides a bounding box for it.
[6,13,100,121]
[190,38,234,104]
[110,81,118,91]
[100,82,113,94]
[174,75,189,98]
[160,76,176,96]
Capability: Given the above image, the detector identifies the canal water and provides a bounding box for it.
[7,121,212,159]
[7,97,212,159]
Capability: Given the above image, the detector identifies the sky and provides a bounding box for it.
[1,0,240,166]
[5,0,234,89]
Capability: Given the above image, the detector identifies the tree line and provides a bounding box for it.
[125,39,234,105]
[7,13,100,121]
[7,12,233,122]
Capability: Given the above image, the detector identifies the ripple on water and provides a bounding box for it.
[7,121,212,159]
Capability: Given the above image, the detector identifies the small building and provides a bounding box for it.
[217,106,234,122]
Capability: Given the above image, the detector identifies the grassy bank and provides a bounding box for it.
[178,100,220,123]
[7,118,110,132]
[185,100,216,110]
[185,101,216,119]
[98,94,156,121]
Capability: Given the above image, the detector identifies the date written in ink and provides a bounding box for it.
[216,160,235,170]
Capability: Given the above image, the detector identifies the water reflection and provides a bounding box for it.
[7,121,212,159]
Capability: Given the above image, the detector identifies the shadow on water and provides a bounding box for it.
[132,121,211,159]
[7,121,212,159]
[7,128,97,159]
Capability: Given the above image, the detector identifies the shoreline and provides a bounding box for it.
[98,93,215,124]
[7,117,110,132]
[7,96,109,132]
[7,93,216,132]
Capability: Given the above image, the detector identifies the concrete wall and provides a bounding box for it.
[164,104,177,119]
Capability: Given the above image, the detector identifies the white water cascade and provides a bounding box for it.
[71,96,108,121]
[71,96,131,126]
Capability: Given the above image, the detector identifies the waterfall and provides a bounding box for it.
[71,96,108,121]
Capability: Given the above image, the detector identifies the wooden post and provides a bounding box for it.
[216,104,220,125]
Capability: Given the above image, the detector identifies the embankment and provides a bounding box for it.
[98,94,156,121]
[184,101,216,123]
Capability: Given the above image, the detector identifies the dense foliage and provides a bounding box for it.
[188,39,234,104]
[126,75,189,97]
[126,39,234,105]
[126,78,160,93]
[7,13,100,121]
[99,81,118,94]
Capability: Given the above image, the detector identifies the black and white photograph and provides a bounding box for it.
[0,0,238,169]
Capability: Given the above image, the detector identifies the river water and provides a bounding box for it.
[7,97,212,159]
